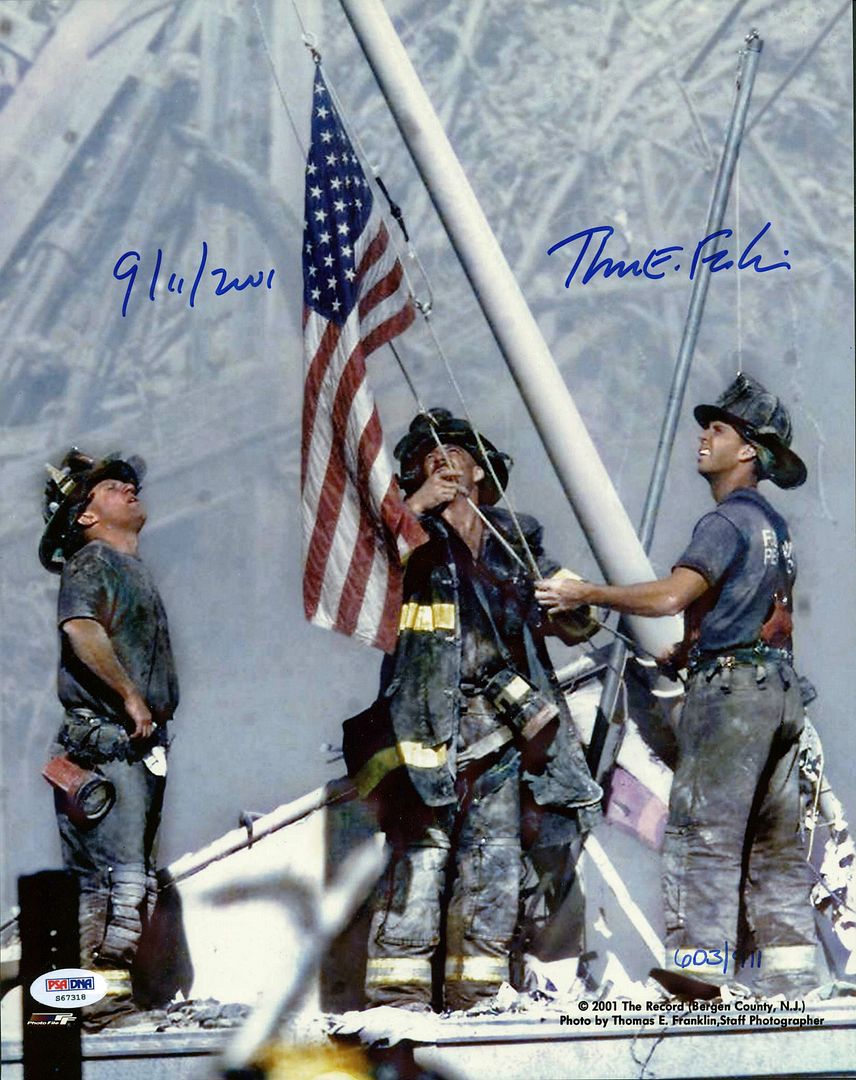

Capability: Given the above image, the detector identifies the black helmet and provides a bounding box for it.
[694,373,806,489]
[394,408,511,505]
[39,449,146,572]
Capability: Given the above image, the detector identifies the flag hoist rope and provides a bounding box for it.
[250,0,677,665]
[332,0,683,662]
[311,39,679,668]
[315,53,547,581]
[249,0,541,571]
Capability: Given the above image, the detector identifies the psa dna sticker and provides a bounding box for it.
[30,968,106,1008]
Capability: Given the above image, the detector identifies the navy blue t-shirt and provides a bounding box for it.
[675,487,796,653]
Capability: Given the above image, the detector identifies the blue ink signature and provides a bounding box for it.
[547,222,790,287]
[673,943,762,978]
[113,243,276,317]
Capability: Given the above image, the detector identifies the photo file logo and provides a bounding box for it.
[27,1013,77,1026]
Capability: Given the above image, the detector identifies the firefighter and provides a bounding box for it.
[39,449,179,1028]
[347,409,602,1012]
[536,374,817,996]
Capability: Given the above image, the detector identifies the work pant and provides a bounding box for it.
[662,662,817,996]
[366,756,520,1011]
[55,753,165,1024]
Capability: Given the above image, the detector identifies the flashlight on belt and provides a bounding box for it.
[481,669,559,742]
[42,755,116,828]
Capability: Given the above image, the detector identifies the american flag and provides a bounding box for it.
[301,67,425,652]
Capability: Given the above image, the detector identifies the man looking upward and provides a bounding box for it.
[352,409,601,1012]
[40,449,178,1028]
[535,374,817,997]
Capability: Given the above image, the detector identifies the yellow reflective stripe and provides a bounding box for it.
[399,741,446,768]
[444,955,508,983]
[494,674,530,708]
[96,968,132,995]
[354,741,448,796]
[355,748,401,796]
[759,945,816,973]
[365,957,432,986]
[399,602,456,633]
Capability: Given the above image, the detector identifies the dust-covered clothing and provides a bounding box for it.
[663,663,816,994]
[367,747,521,1011]
[364,508,600,1009]
[52,540,178,1024]
[675,488,795,657]
[58,541,179,722]
[664,487,816,994]
[378,508,600,813]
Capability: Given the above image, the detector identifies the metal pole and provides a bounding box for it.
[165,777,356,887]
[640,29,762,549]
[591,31,763,779]
[338,0,680,661]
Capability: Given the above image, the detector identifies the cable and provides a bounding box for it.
[806,747,825,862]
[735,153,742,374]
[249,0,310,159]
[311,55,545,578]
[250,5,662,666]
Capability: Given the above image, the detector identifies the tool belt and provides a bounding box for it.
[58,709,168,766]
[456,693,513,770]
[687,642,793,679]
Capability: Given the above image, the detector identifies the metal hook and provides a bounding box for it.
[302,32,321,63]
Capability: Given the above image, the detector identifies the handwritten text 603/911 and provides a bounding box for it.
[113,243,276,317]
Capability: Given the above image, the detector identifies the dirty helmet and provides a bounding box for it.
[394,408,511,505]
[694,373,807,489]
[39,449,146,573]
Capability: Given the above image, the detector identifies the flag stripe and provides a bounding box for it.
[334,409,402,635]
[301,68,425,651]
[304,348,371,616]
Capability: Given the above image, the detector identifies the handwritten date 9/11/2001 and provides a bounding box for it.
[113,243,275,317]
[548,221,790,287]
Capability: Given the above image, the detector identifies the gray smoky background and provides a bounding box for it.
[0,0,853,956]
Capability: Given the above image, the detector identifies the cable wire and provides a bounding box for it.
[315,58,546,579]
[250,0,309,159]
[249,4,663,663]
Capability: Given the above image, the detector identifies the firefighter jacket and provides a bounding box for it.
[372,507,601,812]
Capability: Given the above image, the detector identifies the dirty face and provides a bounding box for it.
[79,478,146,533]
[697,421,754,478]
[422,443,484,494]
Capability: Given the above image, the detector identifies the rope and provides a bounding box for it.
[317,65,424,307]
[247,4,542,581]
[733,41,747,376]
[313,56,545,579]
[386,340,424,411]
[417,311,543,579]
[286,0,311,40]
[735,155,742,374]
[249,0,309,159]
[248,5,663,662]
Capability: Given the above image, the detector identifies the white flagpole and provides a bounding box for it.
[339,0,681,660]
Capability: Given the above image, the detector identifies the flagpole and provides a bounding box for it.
[589,31,763,779]
[338,0,680,661]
